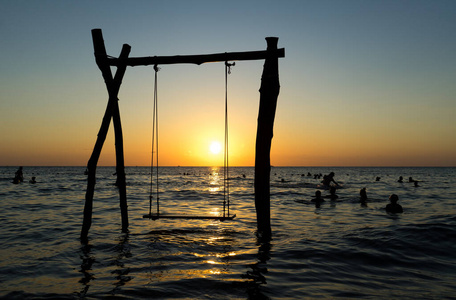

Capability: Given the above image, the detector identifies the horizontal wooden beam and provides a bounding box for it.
[106,48,285,67]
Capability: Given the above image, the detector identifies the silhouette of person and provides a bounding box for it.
[29,176,36,184]
[376,176,381,181]
[360,188,367,202]
[13,166,23,183]
[408,177,415,183]
[414,181,420,187]
[322,172,339,187]
[385,194,403,213]
[325,186,339,200]
[398,176,403,183]
[311,190,325,203]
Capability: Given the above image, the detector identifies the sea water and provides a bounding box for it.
[0,166,455,299]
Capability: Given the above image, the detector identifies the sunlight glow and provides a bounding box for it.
[209,141,222,155]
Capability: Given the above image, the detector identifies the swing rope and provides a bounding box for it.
[149,64,160,216]
[224,61,235,218]
[145,62,236,221]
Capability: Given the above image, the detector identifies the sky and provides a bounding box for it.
[1,0,455,167]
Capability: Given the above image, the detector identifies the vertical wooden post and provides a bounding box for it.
[254,37,280,237]
[111,79,129,233]
[81,29,130,242]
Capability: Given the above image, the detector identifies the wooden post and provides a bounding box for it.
[81,29,130,242]
[254,37,280,237]
[111,74,129,233]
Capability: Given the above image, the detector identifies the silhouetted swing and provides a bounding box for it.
[143,62,236,221]
[81,29,283,241]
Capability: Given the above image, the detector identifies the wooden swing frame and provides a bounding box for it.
[81,28,284,242]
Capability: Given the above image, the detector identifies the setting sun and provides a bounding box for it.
[209,141,222,155]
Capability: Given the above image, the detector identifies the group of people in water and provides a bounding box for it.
[13,167,406,213]
[12,167,36,184]
[310,171,404,213]
[398,175,420,187]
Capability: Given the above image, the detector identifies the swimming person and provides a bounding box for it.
[325,186,339,200]
[398,176,403,183]
[29,177,36,184]
[360,188,367,202]
[322,172,339,187]
[385,194,403,213]
[311,190,325,203]
[311,190,325,208]
[13,166,24,183]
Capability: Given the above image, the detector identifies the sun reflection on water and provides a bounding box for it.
[209,187,220,193]
[210,208,222,217]
[208,167,222,193]
[193,251,237,259]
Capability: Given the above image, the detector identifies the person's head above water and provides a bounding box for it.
[389,194,399,203]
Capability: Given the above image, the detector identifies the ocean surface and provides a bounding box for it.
[0,166,455,299]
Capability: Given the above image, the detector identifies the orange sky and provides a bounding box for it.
[1,1,455,167]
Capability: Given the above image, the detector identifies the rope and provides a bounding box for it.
[149,65,160,216]
[224,61,235,217]
[147,62,234,220]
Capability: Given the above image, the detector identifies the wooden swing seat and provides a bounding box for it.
[143,213,236,221]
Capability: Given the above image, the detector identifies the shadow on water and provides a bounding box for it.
[78,244,95,298]
[243,234,272,299]
[78,233,132,298]
[110,233,133,294]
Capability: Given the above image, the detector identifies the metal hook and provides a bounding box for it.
[225,61,235,74]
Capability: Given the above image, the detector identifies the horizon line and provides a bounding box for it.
[1,165,455,168]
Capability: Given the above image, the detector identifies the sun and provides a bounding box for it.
[209,141,222,155]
